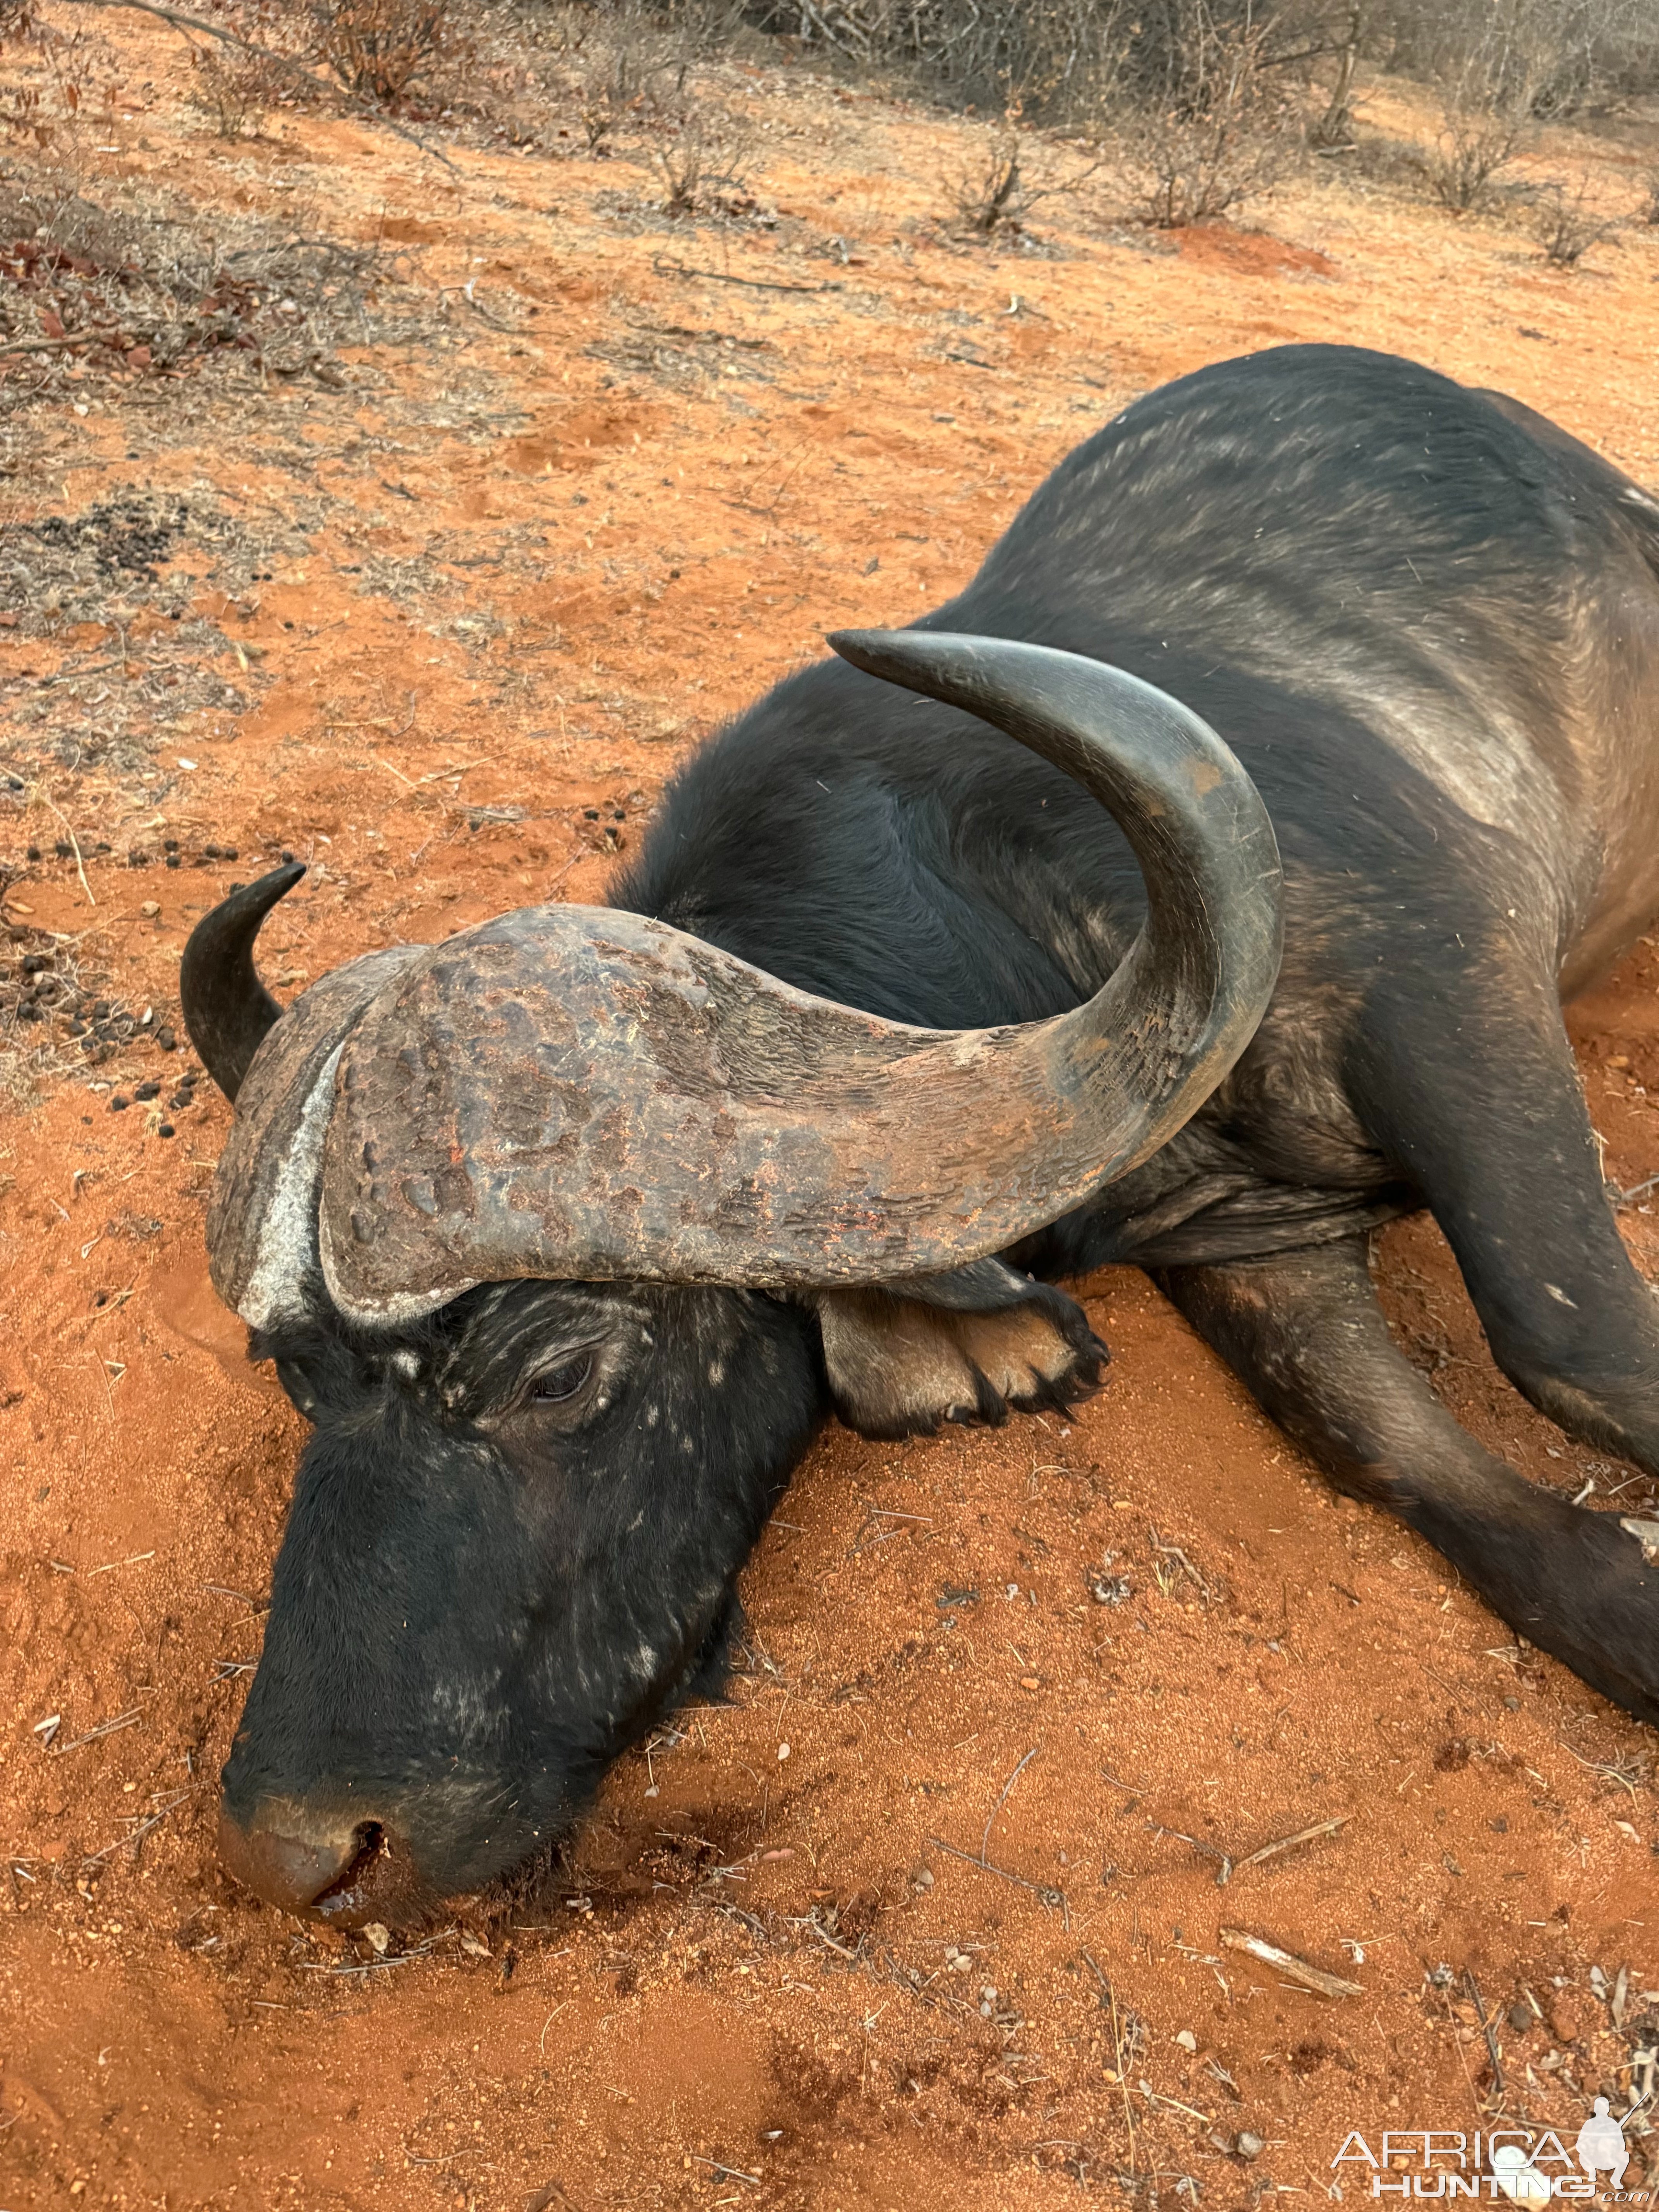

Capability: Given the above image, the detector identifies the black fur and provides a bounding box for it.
[227,345,1659,1918]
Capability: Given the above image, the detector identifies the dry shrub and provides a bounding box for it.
[1120,12,1305,227]
[189,41,288,137]
[943,113,1108,237]
[309,0,450,104]
[950,122,1030,233]
[649,103,756,213]
[1407,0,1575,214]
[1533,175,1620,264]
[1641,166,1659,225]
[1418,102,1527,212]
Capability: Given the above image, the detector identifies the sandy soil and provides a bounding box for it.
[4,22,1659,2211]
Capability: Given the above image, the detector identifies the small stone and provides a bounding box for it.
[157,1123,175,1139]
[1175,2028,1198,2052]
[1235,2133,1264,2162]
[164,854,180,869]
[459,1931,491,1958]
[140,900,160,919]
[910,1866,933,1890]
[134,1081,160,1101]
[156,1027,177,1051]
[777,1741,790,1761]
[1551,1998,1582,2044]
[109,1094,130,1112]
[1508,2003,1533,2034]
[362,1922,391,1955]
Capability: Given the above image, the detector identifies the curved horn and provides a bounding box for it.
[180,863,306,1102]
[305,635,1281,1325]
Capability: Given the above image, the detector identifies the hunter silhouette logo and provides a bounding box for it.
[1576,2102,1629,2190]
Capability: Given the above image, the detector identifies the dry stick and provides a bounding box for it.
[1227,1815,1351,1886]
[927,1835,1067,1926]
[52,1707,143,1755]
[0,330,129,357]
[36,793,94,907]
[53,0,460,174]
[692,2156,760,2186]
[1465,1969,1505,2103]
[1083,1950,1137,2177]
[982,1745,1040,1863]
[1148,1819,1232,1886]
[1218,1928,1362,2000]
[652,255,843,296]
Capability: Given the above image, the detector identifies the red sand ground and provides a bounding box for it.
[3,24,1659,2211]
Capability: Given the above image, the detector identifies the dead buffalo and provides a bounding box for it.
[182,343,1659,1927]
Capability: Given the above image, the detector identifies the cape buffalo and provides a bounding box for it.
[182,343,1659,1928]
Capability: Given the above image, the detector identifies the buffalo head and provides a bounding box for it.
[180,630,1281,1926]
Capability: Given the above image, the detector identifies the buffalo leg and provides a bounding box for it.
[1152,1239,1659,1724]
[1351,982,1659,1475]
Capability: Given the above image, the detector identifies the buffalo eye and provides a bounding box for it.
[529,1353,594,1405]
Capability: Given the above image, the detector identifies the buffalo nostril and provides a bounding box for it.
[216,1806,384,1917]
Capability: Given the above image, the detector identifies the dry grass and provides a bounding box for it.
[0,173,415,399]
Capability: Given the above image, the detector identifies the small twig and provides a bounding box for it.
[928,1834,1067,1924]
[691,2155,760,2186]
[1465,1970,1505,2100]
[1149,1527,1212,1602]
[52,1707,143,1756]
[1228,1815,1350,1884]
[653,256,843,295]
[1558,1742,1641,1798]
[982,1745,1039,1863]
[799,1914,860,1961]
[1219,1928,1362,1999]
[1613,1173,1659,1208]
[1149,1820,1233,1886]
[1083,1950,1137,2175]
[1135,2081,1215,2126]
[36,794,94,907]
[0,330,129,358]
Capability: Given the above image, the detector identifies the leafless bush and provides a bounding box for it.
[537,0,745,156]
[1418,105,1527,212]
[943,113,1108,235]
[188,41,287,137]
[1533,175,1620,263]
[773,0,1135,118]
[1406,1,1558,214]
[949,122,1030,232]
[309,0,451,104]
[1119,12,1305,226]
[649,104,757,213]
[1376,0,1659,117]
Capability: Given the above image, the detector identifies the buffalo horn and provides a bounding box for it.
[298,632,1283,1324]
[180,861,305,1103]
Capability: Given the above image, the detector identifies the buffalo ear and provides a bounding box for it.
[807,1260,1108,1440]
